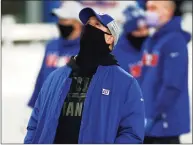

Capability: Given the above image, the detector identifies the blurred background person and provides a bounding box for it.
[112,3,149,79]
[27,1,83,108]
[139,0,191,143]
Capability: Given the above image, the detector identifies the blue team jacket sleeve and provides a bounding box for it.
[24,96,41,143]
[115,78,145,143]
[24,67,56,143]
[28,58,45,108]
[151,35,188,119]
[24,82,44,143]
[28,42,51,108]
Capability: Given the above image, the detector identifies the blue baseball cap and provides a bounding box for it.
[79,7,120,46]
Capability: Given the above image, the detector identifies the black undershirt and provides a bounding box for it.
[54,57,93,144]
[54,75,92,144]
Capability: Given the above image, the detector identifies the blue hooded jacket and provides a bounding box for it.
[24,65,145,144]
[139,17,191,136]
[28,37,80,108]
[112,4,146,79]
[112,34,143,79]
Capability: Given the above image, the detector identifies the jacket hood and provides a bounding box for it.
[154,16,191,44]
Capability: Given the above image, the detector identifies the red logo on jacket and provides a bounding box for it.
[46,54,57,67]
[129,61,143,78]
[142,52,159,67]
[46,54,70,68]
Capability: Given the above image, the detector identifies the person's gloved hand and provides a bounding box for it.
[145,118,154,135]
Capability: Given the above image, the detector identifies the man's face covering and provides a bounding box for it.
[79,24,111,56]
[76,24,113,67]
[57,24,74,39]
[127,33,147,51]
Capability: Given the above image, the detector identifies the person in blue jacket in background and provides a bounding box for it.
[112,3,149,79]
[28,1,84,108]
[24,7,145,144]
[140,0,191,143]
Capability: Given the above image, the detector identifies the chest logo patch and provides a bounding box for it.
[102,89,110,96]
[129,61,143,78]
[142,52,159,67]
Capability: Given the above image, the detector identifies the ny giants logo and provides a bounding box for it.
[102,89,110,95]
[129,51,159,78]
[129,61,143,78]
[46,54,71,68]
[142,52,159,67]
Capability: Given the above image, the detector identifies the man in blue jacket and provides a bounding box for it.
[112,3,149,79]
[28,1,84,108]
[24,7,145,144]
[140,0,191,143]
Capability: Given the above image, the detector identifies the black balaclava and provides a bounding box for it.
[58,24,74,39]
[126,33,147,51]
[75,24,118,76]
